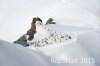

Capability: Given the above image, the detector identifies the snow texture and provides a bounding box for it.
[0,0,100,66]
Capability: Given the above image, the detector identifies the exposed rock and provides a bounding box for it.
[45,18,56,25]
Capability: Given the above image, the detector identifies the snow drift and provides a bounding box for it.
[0,0,100,66]
[0,39,59,66]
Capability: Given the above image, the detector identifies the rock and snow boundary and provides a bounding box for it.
[27,22,77,50]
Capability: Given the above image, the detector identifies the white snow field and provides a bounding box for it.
[0,39,62,66]
[0,0,100,66]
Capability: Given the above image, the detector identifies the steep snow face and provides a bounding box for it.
[34,22,50,40]
[0,39,55,66]
[28,25,77,47]
[0,0,100,66]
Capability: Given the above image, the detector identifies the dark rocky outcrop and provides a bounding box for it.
[14,17,43,47]
[14,35,29,47]
[45,18,56,25]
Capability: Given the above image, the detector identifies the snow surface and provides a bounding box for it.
[28,24,99,66]
[0,0,100,66]
[0,39,61,66]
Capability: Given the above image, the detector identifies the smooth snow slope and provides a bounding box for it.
[0,39,61,66]
[51,0,100,28]
[0,0,100,66]
[77,31,100,66]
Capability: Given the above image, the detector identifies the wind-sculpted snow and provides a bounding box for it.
[0,0,100,42]
[0,39,61,66]
[0,0,100,66]
[77,31,100,66]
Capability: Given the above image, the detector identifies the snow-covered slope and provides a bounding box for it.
[77,31,100,66]
[0,0,100,42]
[29,24,98,66]
[0,24,99,66]
[0,0,100,66]
[0,39,60,66]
